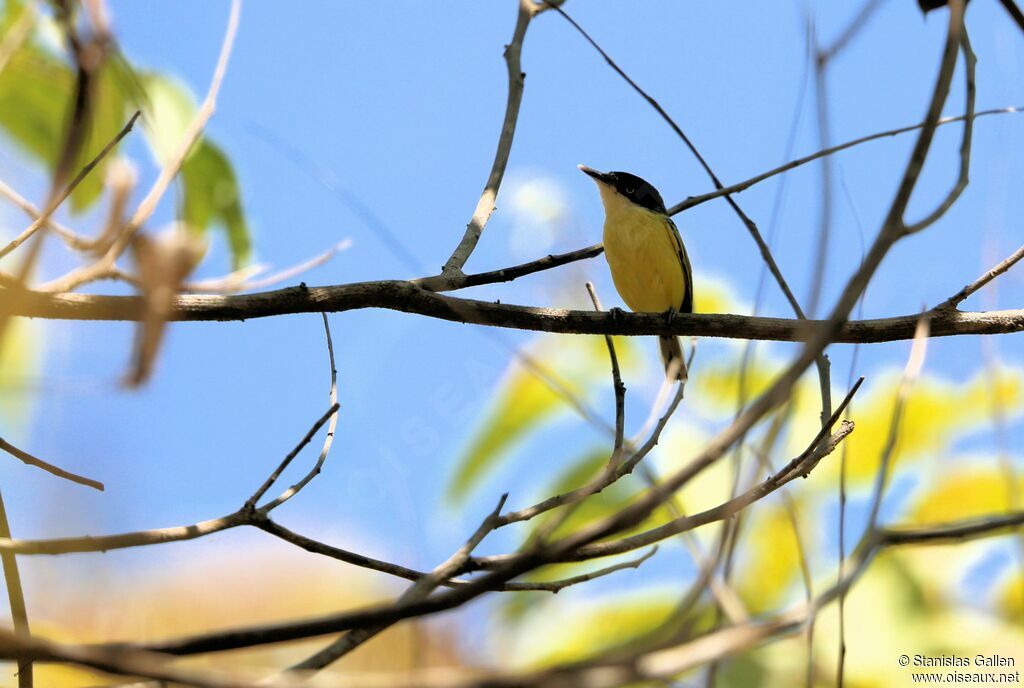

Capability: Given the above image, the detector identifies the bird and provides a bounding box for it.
[578,165,692,380]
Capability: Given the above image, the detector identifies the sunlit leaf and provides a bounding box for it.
[447,335,640,503]
[815,367,1024,483]
[0,17,249,265]
[691,353,785,414]
[736,505,803,614]
[692,273,745,314]
[0,47,72,170]
[0,35,131,210]
[717,655,767,688]
[911,466,1017,524]
[140,74,251,267]
[181,140,251,265]
[0,318,42,428]
[801,550,1024,687]
[447,351,570,502]
[511,591,678,667]
[70,62,131,210]
[997,574,1024,619]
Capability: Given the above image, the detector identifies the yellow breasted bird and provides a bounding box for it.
[579,165,692,380]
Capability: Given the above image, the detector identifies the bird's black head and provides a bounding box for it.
[578,165,667,214]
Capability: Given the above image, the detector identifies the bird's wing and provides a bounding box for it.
[666,217,693,313]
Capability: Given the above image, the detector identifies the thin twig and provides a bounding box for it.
[241,403,338,512]
[256,313,340,514]
[545,2,807,321]
[287,494,509,672]
[0,488,31,687]
[666,106,1021,215]
[0,179,85,250]
[441,0,538,279]
[864,316,930,533]
[903,28,976,235]
[179,239,353,294]
[996,0,1024,33]
[937,243,1024,310]
[585,282,625,454]
[0,110,141,261]
[473,380,861,569]
[28,513,1023,688]
[124,0,240,237]
[0,437,104,491]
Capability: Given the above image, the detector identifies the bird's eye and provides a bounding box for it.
[625,187,635,194]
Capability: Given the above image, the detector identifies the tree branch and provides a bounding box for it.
[0,437,104,491]
[440,0,538,279]
[5,280,1021,343]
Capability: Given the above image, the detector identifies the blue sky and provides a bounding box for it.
[0,0,1022,657]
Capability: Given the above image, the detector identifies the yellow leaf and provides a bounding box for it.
[911,466,1017,524]
[447,334,640,502]
[997,574,1024,619]
[510,592,677,667]
[0,317,42,428]
[827,367,1024,483]
[693,274,746,314]
[447,356,567,501]
[736,504,804,614]
[691,354,785,414]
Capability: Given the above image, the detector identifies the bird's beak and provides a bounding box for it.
[578,164,610,185]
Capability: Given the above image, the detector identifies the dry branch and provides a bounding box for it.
[0,437,104,491]
[5,279,1023,343]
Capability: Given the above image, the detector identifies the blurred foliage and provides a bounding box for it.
[447,335,640,502]
[528,447,675,542]
[504,590,679,668]
[735,504,806,615]
[140,74,250,265]
[0,0,250,267]
[912,466,1020,524]
[448,270,1024,686]
[833,368,1024,483]
[0,317,41,428]
[27,543,465,687]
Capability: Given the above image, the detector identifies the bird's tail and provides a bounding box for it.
[658,335,686,381]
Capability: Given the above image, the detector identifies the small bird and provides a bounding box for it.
[579,165,692,380]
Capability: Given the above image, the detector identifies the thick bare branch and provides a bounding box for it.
[4,279,1023,343]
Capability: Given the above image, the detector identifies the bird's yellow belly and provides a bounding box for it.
[603,208,686,313]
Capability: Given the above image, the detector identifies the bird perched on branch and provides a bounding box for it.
[579,165,692,380]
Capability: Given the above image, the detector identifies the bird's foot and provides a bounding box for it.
[664,307,677,325]
[609,306,626,322]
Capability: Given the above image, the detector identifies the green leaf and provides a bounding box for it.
[0,47,72,170]
[531,448,633,540]
[140,74,251,267]
[70,63,130,210]
[181,140,250,266]
[446,350,571,502]
[528,447,677,547]
[0,24,132,210]
[447,334,645,504]
[519,592,679,667]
